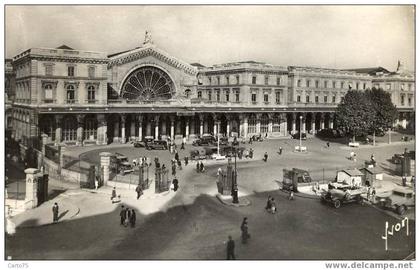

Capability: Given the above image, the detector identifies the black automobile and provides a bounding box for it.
[146,140,168,150]
[133,136,154,148]
[291,132,307,140]
[192,135,216,146]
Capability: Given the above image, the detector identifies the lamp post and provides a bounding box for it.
[232,146,239,204]
[299,115,303,151]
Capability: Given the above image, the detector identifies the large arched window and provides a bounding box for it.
[272,114,281,132]
[248,114,257,134]
[260,114,269,134]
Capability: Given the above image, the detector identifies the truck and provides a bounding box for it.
[376,187,415,215]
[320,182,367,208]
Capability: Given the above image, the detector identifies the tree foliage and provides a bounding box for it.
[335,90,375,138]
[365,87,398,131]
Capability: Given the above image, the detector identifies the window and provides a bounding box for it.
[225,90,230,102]
[216,90,220,101]
[315,81,319,88]
[265,76,269,85]
[66,85,75,103]
[401,84,405,91]
[197,91,202,99]
[306,95,310,103]
[87,85,95,103]
[226,76,230,85]
[297,95,301,102]
[68,66,75,77]
[315,96,319,103]
[44,84,53,102]
[408,97,412,106]
[348,83,352,90]
[409,84,412,91]
[217,76,220,85]
[306,80,310,88]
[401,94,405,106]
[356,82,359,90]
[260,114,269,133]
[277,77,281,86]
[324,81,328,88]
[208,90,212,100]
[333,81,336,88]
[235,90,240,102]
[275,91,281,104]
[84,117,97,140]
[386,84,391,90]
[332,95,336,103]
[251,93,257,103]
[324,95,328,103]
[236,75,240,85]
[363,83,366,90]
[264,93,269,103]
[45,65,53,76]
[209,77,212,85]
[272,114,281,132]
[88,66,95,78]
[297,80,302,87]
[184,89,191,98]
[252,76,257,85]
[341,82,345,89]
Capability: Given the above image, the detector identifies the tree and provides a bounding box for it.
[335,90,375,142]
[365,87,398,145]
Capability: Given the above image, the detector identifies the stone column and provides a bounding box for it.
[154,115,160,139]
[311,113,316,134]
[320,113,325,130]
[55,115,62,145]
[239,115,244,137]
[76,115,85,146]
[120,114,126,143]
[243,115,248,138]
[302,114,306,132]
[185,117,190,139]
[190,118,195,136]
[199,115,204,137]
[99,152,112,186]
[41,134,48,155]
[24,168,40,209]
[96,114,107,145]
[213,114,218,136]
[226,115,231,137]
[292,113,297,134]
[137,115,143,141]
[329,113,334,129]
[170,116,175,139]
[282,113,288,136]
[113,116,119,143]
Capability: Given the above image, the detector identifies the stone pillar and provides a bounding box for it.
[292,113,296,134]
[113,116,119,143]
[24,168,40,209]
[311,113,316,134]
[185,117,190,139]
[137,115,143,141]
[99,152,112,186]
[282,113,288,136]
[320,113,325,130]
[329,113,334,129]
[302,114,306,132]
[96,114,107,145]
[239,116,244,137]
[120,114,126,143]
[243,115,248,138]
[154,115,160,139]
[213,114,218,136]
[199,115,204,136]
[41,134,48,155]
[203,116,208,134]
[170,116,175,139]
[226,116,231,137]
[54,115,62,145]
[76,115,85,146]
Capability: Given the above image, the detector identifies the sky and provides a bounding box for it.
[5,5,415,71]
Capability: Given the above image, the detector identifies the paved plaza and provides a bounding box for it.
[5,134,415,260]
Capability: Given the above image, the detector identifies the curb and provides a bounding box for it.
[216,194,251,207]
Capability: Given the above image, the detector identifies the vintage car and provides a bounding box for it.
[146,140,168,150]
[291,132,307,140]
[192,134,216,146]
[376,187,415,215]
[112,153,134,175]
[190,147,215,160]
[133,136,154,148]
[320,183,366,208]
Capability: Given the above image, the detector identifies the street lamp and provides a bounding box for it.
[299,115,303,151]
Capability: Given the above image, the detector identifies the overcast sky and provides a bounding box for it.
[5,5,415,71]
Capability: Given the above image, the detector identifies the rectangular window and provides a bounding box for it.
[363,83,366,90]
[235,90,240,102]
[225,90,230,102]
[341,82,345,89]
[68,66,75,77]
[333,81,336,88]
[217,76,220,85]
[88,89,95,101]
[408,97,412,106]
[209,77,212,85]
[275,91,281,104]
[324,81,328,88]
[264,94,269,103]
[226,76,229,85]
[315,81,319,88]
[208,91,212,101]
[306,80,310,88]
[45,65,53,76]
[197,91,202,99]
[277,77,281,86]
[332,95,336,103]
[315,96,319,103]
[265,76,269,85]
[297,95,301,102]
[236,75,240,85]
[297,80,301,87]
[324,96,328,103]
[252,76,257,85]
[356,82,359,90]
[216,90,220,101]
[306,95,310,103]
[401,94,405,106]
[88,66,95,78]
[386,84,391,90]
[251,93,257,103]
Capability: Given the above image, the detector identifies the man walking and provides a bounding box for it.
[226,235,235,260]
[120,205,126,226]
[278,147,283,155]
[52,202,59,223]
[135,184,143,200]
[130,209,136,228]
[263,152,268,162]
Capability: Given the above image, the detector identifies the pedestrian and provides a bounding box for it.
[367,187,371,201]
[177,159,182,170]
[402,176,407,186]
[111,187,117,202]
[217,167,222,176]
[326,141,330,148]
[200,162,205,172]
[278,147,283,155]
[249,148,254,159]
[181,142,185,150]
[240,217,250,244]
[289,190,294,200]
[371,187,376,203]
[226,235,235,260]
[130,209,136,228]
[175,151,179,161]
[270,197,277,214]
[172,178,179,191]
[135,184,143,200]
[94,178,99,190]
[172,164,177,176]
[265,195,272,211]
[196,161,200,173]
[52,202,59,223]
[184,156,189,166]
[263,152,268,162]
[162,164,166,170]
[133,159,137,167]
[124,208,131,227]
[119,205,126,226]
[244,149,249,159]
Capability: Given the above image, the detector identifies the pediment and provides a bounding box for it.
[108,45,197,76]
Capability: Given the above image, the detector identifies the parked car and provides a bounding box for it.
[112,153,134,175]
[192,135,216,146]
[321,183,366,208]
[146,140,168,150]
[133,136,154,148]
[291,132,307,140]
[376,187,415,215]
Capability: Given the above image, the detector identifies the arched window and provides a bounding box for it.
[260,114,269,134]
[272,114,281,132]
[248,114,257,134]
[184,89,191,98]
[66,85,75,103]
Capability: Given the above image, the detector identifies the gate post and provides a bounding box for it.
[24,168,40,209]
[99,152,112,186]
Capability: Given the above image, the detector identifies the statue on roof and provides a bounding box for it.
[396,60,404,73]
[143,30,153,45]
